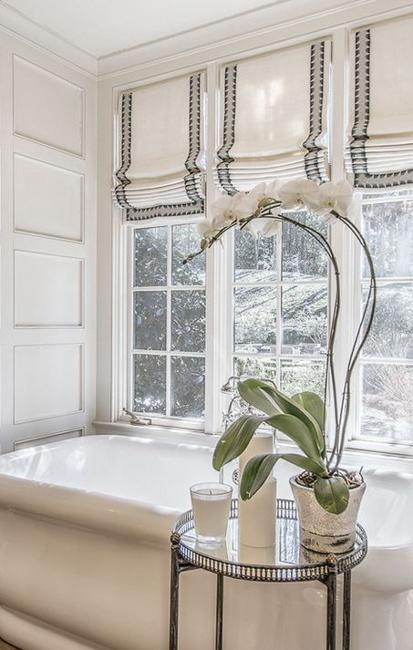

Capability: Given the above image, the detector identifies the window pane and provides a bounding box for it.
[282,285,328,355]
[362,197,413,278]
[234,356,277,382]
[234,229,277,283]
[171,290,206,352]
[172,224,206,286]
[134,354,166,414]
[282,211,328,281]
[234,286,276,353]
[134,292,167,350]
[134,227,167,287]
[361,363,413,442]
[362,282,413,359]
[171,356,205,418]
[280,359,325,397]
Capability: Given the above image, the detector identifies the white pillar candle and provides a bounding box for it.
[239,430,274,474]
[238,431,277,548]
[190,483,232,544]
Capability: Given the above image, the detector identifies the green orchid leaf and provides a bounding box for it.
[281,453,328,477]
[212,414,266,471]
[238,379,323,453]
[291,391,326,453]
[240,453,328,500]
[240,453,279,500]
[257,383,323,446]
[292,391,325,430]
[265,413,322,462]
[313,476,350,514]
[238,378,281,417]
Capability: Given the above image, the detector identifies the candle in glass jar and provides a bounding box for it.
[190,483,232,544]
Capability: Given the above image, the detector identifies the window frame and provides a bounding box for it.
[112,21,413,459]
[345,192,413,458]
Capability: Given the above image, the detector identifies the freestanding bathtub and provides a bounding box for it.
[0,434,410,650]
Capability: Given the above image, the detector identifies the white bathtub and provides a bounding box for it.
[0,434,410,650]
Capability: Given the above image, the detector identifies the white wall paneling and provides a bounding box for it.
[14,153,84,242]
[14,343,83,423]
[13,427,84,451]
[13,55,85,156]
[0,29,96,452]
[14,250,84,327]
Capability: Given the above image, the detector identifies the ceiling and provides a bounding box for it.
[2,0,286,59]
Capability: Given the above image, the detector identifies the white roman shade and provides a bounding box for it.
[347,16,413,188]
[216,39,330,194]
[115,72,205,220]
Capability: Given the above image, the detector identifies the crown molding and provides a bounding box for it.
[96,0,359,76]
[1,0,412,80]
[0,1,97,76]
[97,0,413,80]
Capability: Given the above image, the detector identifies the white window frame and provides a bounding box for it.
[111,14,413,461]
[126,216,207,432]
[345,192,413,458]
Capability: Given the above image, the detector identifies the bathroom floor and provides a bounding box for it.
[0,640,18,649]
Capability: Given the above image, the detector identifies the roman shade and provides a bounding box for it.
[114,72,205,220]
[216,39,330,195]
[347,16,413,188]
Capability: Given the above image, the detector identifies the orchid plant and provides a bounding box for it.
[185,178,376,515]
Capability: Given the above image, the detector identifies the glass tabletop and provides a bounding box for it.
[173,499,368,582]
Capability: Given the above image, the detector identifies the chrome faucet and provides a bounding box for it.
[220,374,277,432]
[220,376,251,432]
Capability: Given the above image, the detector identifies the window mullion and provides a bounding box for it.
[277,227,283,390]
[166,226,172,417]
[204,61,229,434]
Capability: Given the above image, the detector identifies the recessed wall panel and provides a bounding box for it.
[14,155,83,241]
[14,251,83,327]
[13,57,84,156]
[14,344,83,423]
[14,429,83,451]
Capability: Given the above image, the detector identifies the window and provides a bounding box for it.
[131,223,206,422]
[119,15,413,456]
[356,191,413,445]
[232,213,328,398]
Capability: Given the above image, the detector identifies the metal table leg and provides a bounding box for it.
[215,574,224,650]
[169,542,181,650]
[325,570,337,650]
[342,571,352,650]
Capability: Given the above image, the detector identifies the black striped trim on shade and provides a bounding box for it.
[216,64,239,196]
[114,74,205,221]
[350,27,413,188]
[114,91,133,210]
[303,41,329,181]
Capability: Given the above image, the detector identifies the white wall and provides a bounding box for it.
[0,30,97,451]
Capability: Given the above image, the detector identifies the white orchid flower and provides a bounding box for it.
[265,179,283,202]
[278,179,320,210]
[249,204,283,238]
[247,180,283,211]
[246,217,282,238]
[308,180,354,220]
[210,192,253,228]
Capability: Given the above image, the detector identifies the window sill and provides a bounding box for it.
[93,420,217,448]
[93,420,413,474]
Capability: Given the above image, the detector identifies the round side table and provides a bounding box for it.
[169,498,367,650]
